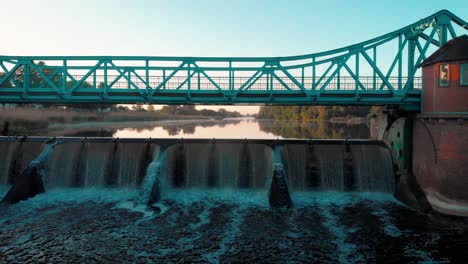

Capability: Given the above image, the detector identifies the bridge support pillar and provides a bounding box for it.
[269,147,293,208]
[373,110,431,211]
[375,108,468,216]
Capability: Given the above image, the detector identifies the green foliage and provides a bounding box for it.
[258,105,372,121]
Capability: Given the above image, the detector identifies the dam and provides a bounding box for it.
[0,137,395,204]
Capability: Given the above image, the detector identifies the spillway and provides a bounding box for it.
[0,137,395,205]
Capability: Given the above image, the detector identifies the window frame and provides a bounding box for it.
[439,63,450,87]
[461,63,468,86]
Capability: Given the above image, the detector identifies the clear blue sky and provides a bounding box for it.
[1,0,466,56]
[1,0,466,113]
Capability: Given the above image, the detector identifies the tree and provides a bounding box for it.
[0,72,14,88]
[147,105,155,112]
[160,105,180,114]
[132,104,145,111]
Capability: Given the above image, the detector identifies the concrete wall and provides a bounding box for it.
[412,115,468,216]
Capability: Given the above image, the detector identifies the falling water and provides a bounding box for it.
[1,138,395,198]
[138,148,166,205]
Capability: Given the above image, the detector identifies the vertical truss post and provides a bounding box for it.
[440,24,448,46]
[187,63,191,91]
[270,70,273,91]
[23,61,30,96]
[301,67,304,87]
[372,48,376,90]
[398,34,403,90]
[162,69,166,90]
[145,60,150,91]
[266,70,270,92]
[128,71,131,89]
[407,35,416,91]
[356,53,360,91]
[62,60,67,93]
[437,14,450,46]
[229,61,232,94]
[93,70,96,88]
[104,60,108,95]
[197,71,201,90]
[312,57,316,91]
[337,68,341,90]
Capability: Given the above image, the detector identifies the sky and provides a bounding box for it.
[1,0,467,114]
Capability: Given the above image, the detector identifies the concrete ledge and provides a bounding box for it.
[426,190,468,217]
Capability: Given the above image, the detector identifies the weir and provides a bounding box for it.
[0,137,396,207]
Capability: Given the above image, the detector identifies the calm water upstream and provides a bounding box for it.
[41,117,371,139]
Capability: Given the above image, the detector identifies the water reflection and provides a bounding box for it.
[258,119,369,139]
[113,118,277,139]
[5,118,370,139]
[111,118,369,139]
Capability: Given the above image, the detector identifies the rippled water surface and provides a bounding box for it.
[1,188,467,263]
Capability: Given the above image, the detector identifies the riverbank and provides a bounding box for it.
[0,108,216,135]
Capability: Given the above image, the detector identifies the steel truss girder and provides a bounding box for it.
[0,10,466,111]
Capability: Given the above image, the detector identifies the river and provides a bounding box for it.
[1,118,468,263]
[29,117,371,139]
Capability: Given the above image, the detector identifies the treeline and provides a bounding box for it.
[158,105,242,118]
[257,106,380,121]
[257,119,370,139]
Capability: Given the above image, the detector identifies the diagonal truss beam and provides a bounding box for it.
[29,63,60,92]
[69,61,103,93]
[234,65,267,95]
[0,63,22,87]
[192,63,225,92]
[271,72,292,91]
[342,63,367,91]
[378,37,408,90]
[0,61,22,88]
[109,62,146,95]
[361,51,396,93]
[276,63,308,94]
[175,70,197,90]
[132,70,153,91]
[419,32,440,46]
[152,62,186,94]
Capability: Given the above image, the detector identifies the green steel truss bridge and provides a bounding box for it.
[0,10,466,110]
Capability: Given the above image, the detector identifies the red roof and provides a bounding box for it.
[420,35,468,67]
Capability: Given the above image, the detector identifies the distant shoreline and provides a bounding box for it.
[0,107,245,135]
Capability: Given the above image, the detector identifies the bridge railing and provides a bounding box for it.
[60,75,421,92]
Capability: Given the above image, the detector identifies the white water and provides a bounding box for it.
[137,149,166,205]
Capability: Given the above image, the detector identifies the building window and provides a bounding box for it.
[461,63,468,86]
[439,63,449,87]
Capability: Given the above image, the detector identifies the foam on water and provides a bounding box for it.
[12,187,137,209]
[162,188,269,208]
[292,191,402,263]
[202,207,244,263]
[113,201,156,224]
